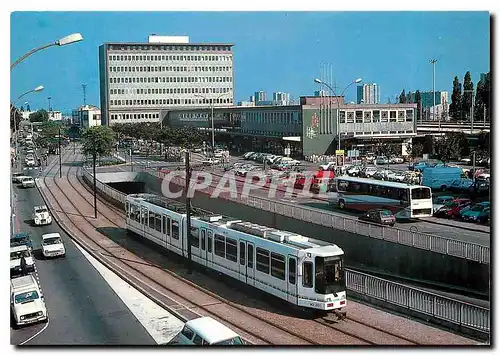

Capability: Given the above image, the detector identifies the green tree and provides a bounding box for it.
[461,71,474,120]
[449,76,462,120]
[407,141,424,162]
[406,91,413,103]
[81,126,116,159]
[480,72,491,121]
[29,109,49,123]
[434,133,468,165]
[35,121,66,148]
[399,89,407,103]
[10,105,22,131]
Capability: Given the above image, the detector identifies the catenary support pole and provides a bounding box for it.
[58,127,62,178]
[93,151,97,219]
[185,150,192,274]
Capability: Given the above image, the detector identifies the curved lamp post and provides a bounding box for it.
[195,91,232,151]
[11,33,83,70]
[11,85,44,157]
[314,77,362,151]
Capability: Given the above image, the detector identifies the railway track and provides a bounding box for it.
[39,151,319,345]
[36,148,423,345]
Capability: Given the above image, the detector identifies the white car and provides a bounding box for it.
[11,275,48,327]
[41,233,66,258]
[25,159,36,167]
[168,317,244,345]
[202,158,220,166]
[21,176,35,188]
[10,245,35,274]
[33,205,52,226]
[363,167,378,178]
[12,172,25,183]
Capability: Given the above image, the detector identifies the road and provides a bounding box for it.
[11,153,157,345]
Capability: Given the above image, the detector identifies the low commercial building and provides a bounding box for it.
[161,97,417,158]
[72,105,101,127]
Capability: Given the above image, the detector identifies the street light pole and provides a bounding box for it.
[58,126,62,178]
[11,33,84,70]
[195,92,231,154]
[314,78,362,152]
[430,59,438,128]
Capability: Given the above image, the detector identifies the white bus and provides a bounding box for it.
[328,176,433,218]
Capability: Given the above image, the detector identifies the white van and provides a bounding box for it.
[10,245,35,275]
[11,274,48,326]
[168,317,245,345]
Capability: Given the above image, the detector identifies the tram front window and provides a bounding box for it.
[315,256,345,295]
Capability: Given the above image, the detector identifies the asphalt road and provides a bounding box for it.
[11,157,156,345]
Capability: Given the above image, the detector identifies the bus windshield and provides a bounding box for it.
[411,187,431,200]
[315,256,344,295]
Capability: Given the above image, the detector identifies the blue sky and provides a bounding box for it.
[10,11,490,114]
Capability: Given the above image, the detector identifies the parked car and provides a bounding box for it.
[434,198,472,218]
[10,245,35,276]
[168,317,245,345]
[361,166,378,178]
[449,179,474,194]
[358,208,396,227]
[10,232,33,250]
[375,156,389,165]
[460,202,490,223]
[11,274,48,327]
[432,195,455,214]
[12,172,25,183]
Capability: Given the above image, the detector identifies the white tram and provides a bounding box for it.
[125,194,346,312]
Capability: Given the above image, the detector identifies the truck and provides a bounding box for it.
[421,166,463,191]
[11,275,48,327]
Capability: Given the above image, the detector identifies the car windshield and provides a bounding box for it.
[213,336,244,345]
[43,237,62,245]
[471,205,486,212]
[14,291,39,304]
[380,210,393,216]
[10,250,30,259]
[444,201,459,208]
[36,207,48,213]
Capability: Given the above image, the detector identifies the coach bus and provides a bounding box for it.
[327,176,433,218]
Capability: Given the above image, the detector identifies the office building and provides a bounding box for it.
[162,96,417,157]
[357,83,380,104]
[254,90,267,102]
[314,90,327,97]
[98,35,235,125]
[273,92,290,106]
[72,105,101,127]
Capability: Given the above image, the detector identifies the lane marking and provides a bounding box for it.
[19,318,50,346]
[72,242,184,344]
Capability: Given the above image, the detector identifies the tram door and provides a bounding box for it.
[200,229,208,267]
[287,256,298,304]
[206,230,214,268]
[141,207,148,238]
[239,242,255,286]
[165,216,171,250]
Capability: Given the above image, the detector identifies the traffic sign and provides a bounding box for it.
[335,150,345,155]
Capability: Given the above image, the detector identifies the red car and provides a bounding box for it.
[434,198,472,218]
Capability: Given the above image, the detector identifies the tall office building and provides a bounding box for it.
[254,90,267,102]
[98,35,235,125]
[357,83,380,104]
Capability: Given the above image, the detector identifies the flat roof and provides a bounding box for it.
[335,176,427,189]
[103,42,234,47]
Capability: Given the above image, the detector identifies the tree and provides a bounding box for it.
[406,91,413,103]
[407,141,424,161]
[35,121,66,148]
[81,126,116,218]
[462,71,474,120]
[449,76,462,120]
[434,133,468,165]
[414,90,422,121]
[29,109,49,123]
[399,89,407,104]
[10,105,22,131]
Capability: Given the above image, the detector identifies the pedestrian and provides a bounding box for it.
[20,254,28,276]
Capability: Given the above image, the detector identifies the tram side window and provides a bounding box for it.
[166,217,171,237]
[207,234,212,253]
[302,262,313,288]
[125,202,129,217]
[162,216,166,234]
[172,220,179,239]
[141,208,148,225]
[288,258,296,285]
[214,234,225,258]
[256,248,270,274]
[270,253,285,280]
[201,230,206,251]
[190,227,199,248]
[155,214,162,232]
[225,238,237,263]
[149,211,156,229]
[247,244,254,268]
[239,242,245,265]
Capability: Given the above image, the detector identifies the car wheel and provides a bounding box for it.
[338,200,346,209]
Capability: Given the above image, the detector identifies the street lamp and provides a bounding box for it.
[11,33,83,70]
[11,85,45,160]
[194,91,231,152]
[314,77,362,152]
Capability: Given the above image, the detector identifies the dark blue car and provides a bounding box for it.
[11,232,33,250]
